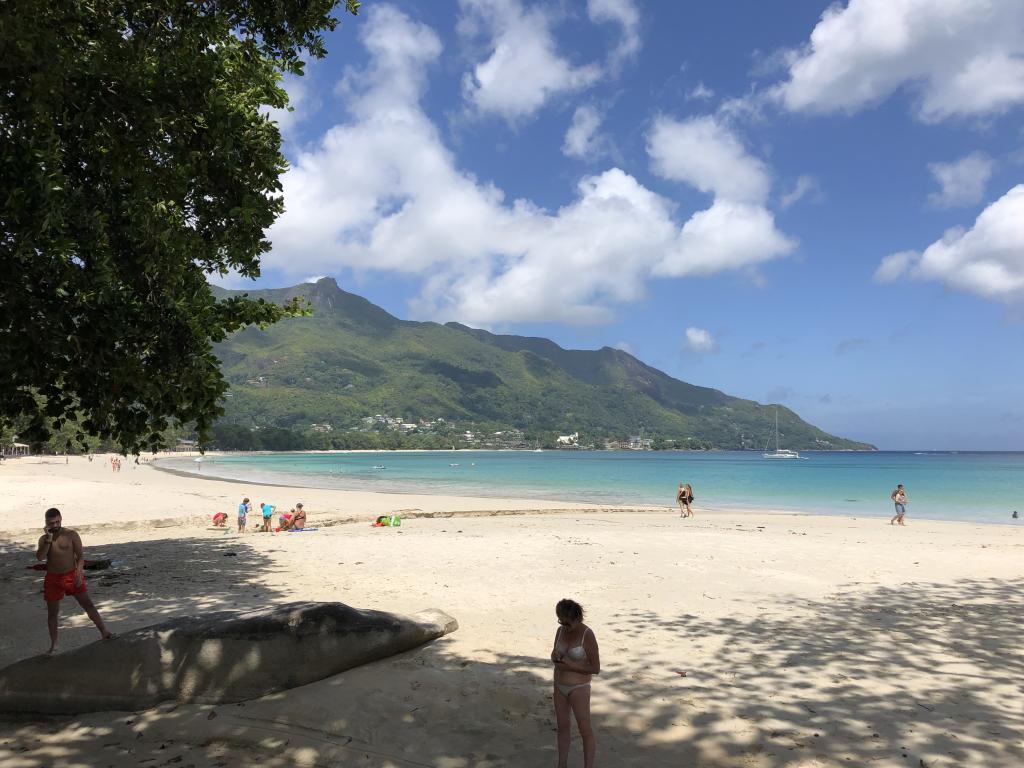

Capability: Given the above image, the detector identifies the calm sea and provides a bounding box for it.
[156,450,1024,524]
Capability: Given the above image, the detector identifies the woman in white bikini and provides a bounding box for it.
[551,598,601,768]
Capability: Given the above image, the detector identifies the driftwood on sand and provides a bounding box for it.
[0,602,458,714]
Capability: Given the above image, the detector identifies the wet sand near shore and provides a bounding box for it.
[1,456,1022,767]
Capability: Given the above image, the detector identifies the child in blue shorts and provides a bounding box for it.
[237,497,250,533]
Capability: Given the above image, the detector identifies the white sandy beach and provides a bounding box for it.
[1,455,1022,767]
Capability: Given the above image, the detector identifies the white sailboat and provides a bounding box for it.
[763,409,803,459]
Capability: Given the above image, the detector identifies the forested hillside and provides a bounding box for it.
[210,279,875,451]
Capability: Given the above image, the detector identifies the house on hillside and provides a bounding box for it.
[556,432,579,448]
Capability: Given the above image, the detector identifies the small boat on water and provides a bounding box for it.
[372,465,386,470]
[763,448,802,459]
[763,409,805,460]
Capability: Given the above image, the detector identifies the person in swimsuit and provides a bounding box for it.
[677,483,694,518]
[890,484,907,526]
[35,508,115,655]
[282,503,307,531]
[551,598,600,768]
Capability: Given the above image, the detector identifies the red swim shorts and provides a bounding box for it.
[43,570,87,602]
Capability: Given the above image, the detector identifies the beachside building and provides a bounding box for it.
[627,435,653,450]
[1,442,30,457]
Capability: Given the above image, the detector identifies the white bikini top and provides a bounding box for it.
[556,626,590,662]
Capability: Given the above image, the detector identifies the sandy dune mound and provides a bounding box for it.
[0,602,457,714]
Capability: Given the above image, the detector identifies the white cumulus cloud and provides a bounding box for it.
[562,105,606,159]
[875,185,1024,301]
[688,82,715,101]
[772,0,1024,122]
[874,250,918,283]
[656,200,796,277]
[780,175,823,209]
[458,0,601,121]
[647,115,772,204]
[927,152,995,207]
[263,5,798,327]
[586,0,641,69]
[684,327,717,354]
[646,115,797,275]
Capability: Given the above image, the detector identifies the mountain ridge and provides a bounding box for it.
[210,278,876,451]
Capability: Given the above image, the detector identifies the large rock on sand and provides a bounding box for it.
[0,602,458,714]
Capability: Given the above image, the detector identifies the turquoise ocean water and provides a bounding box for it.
[157,450,1024,524]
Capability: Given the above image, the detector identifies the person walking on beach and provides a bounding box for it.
[35,508,114,655]
[677,483,694,518]
[890,484,907,526]
[551,598,600,768]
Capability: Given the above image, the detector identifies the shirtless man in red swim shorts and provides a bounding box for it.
[35,507,114,655]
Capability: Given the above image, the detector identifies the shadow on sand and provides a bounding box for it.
[0,533,293,668]
[0,532,1020,768]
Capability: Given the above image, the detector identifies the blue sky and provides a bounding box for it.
[227,0,1024,450]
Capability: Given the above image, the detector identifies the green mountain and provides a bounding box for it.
[210,278,875,451]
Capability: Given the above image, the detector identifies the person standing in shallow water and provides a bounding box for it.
[551,598,601,768]
[35,508,114,655]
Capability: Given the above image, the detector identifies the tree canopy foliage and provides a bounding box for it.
[0,0,360,453]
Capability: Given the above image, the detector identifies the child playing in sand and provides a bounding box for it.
[35,508,115,655]
[278,508,293,531]
[238,498,250,533]
[260,502,274,532]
